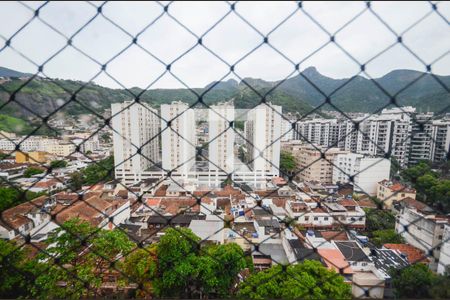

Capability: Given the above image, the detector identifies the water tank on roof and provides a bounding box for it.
[238,210,244,216]
[307,230,315,237]
[252,232,258,238]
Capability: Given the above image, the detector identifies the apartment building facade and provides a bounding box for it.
[333,153,391,195]
[208,102,235,173]
[111,101,160,182]
[160,101,196,177]
[295,144,348,184]
[396,204,448,271]
[245,103,282,177]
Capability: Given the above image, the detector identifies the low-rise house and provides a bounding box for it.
[189,218,225,244]
[383,243,429,265]
[377,180,416,209]
[285,199,365,230]
[0,162,28,180]
[395,205,448,270]
[283,237,321,264]
[368,248,409,298]
[0,196,53,240]
[437,224,450,275]
[29,178,66,194]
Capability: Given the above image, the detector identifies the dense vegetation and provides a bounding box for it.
[1,68,448,134]
[0,187,46,212]
[49,160,68,169]
[0,220,355,299]
[23,166,45,178]
[390,264,450,299]
[0,114,33,135]
[401,161,450,213]
[280,151,297,176]
[237,260,351,299]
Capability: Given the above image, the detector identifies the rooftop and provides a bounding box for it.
[383,243,429,264]
[334,241,371,262]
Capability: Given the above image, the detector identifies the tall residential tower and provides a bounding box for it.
[111,101,160,182]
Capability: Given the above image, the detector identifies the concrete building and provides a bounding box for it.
[295,144,348,184]
[430,119,450,162]
[280,118,294,142]
[396,204,448,271]
[377,180,416,209]
[15,151,48,164]
[45,143,76,157]
[293,107,415,168]
[409,113,434,165]
[161,101,196,177]
[111,101,160,182]
[208,102,235,173]
[333,153,391,195]
[245,103,282,177]
[294,118,339,147]
[437,224,450,275]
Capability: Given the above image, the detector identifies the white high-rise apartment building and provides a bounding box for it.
[161,101,196,176]
[208,102,235,173]
[245,103,282,176]
[294,118,339,147]
[280,118,294,142]
[294,107,414,168]
[430,119,450,162]
[111,101,160,180]
[332,153,391,195]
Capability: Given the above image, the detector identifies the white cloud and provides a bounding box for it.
[0,1,448,89]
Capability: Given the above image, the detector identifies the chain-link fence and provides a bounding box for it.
[0,1,449,299]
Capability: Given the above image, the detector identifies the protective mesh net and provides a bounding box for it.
[0,1,449,299]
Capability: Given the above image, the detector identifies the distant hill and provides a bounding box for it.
[0,66,448,134]
[0,67,32,78]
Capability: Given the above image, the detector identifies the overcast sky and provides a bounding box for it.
[0,1,449,89]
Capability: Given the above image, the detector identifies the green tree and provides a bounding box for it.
[364,208,395,232]
[50,160,67,169]
[68,171,84,191]
[122,246,158,298]
[32,218,134,299]
[237,260,351,300]
[430,273,450,299]
[204,243,248,297]
[0,187,46,212]
[390,263,435,298]
[154,228,248,298]
[401,161,434,183]
[0,240,36,298]
[371,229,404,247]
[280,151,296,175]
[81,156,114,185]
[24,167,45,178]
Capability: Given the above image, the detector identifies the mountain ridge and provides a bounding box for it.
[0,66,448,134]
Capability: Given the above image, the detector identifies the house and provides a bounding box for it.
[367,248,409,298]
[283,238,321,264]
[0,162,28,180]
[333,241,373,270]
[28,178,66,194]
[377,180,416,209]
[0,196,53,240]
[383,243,430,265]
[189,218,225,244]
[395,205,448,271]
[438,224,450,275]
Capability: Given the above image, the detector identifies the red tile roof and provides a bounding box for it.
[318,248,353,274]
[383,243,429,264]
[320,231,349,241]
